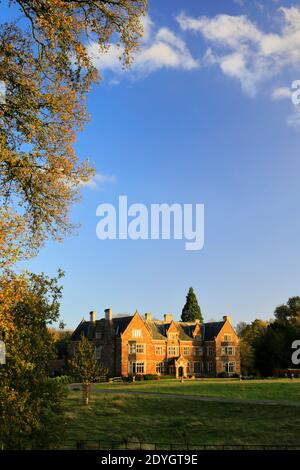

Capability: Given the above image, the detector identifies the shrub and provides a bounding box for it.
[135,374,144,381]
[49,375,72,384]
[143,374,159,381]
[217,372,229,378]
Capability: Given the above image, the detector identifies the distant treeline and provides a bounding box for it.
[236,297,300,376]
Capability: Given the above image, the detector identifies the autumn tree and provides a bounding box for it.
[181,287,203,322]
[0,271,66,450]
[0,0,148,448]
[69,334,108,404]
[0,0,147,268]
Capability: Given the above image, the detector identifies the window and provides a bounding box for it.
[221,346,235,356]
[155,345,164,355]
[95,331,102,339]
[224,334,232,342]
[193,347,203,356]
[129,343,145,354]
[207,347,214,356]
[195,362,203,374]
[136,344,145,354]
[132,329,141,338]
[183,346,190,355]
[136,362,144,373]
[95,346,102,360]
[156,362,164,374]
[168,332,178,340]
[168,346,179,356]
[223,362,235,373]
[207,361,213,373]
[129,362,145,374]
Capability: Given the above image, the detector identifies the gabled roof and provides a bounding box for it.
[71,315,226,342]
[145,321,167,340]
[71,316,133,341]
[176,323,196,340]
[112,316,133,336]
[202,321,225,341]
[71,319,91,341]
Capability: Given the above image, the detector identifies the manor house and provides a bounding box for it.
[71,309,240,378]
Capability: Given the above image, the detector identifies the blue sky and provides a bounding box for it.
[4,0,300,327]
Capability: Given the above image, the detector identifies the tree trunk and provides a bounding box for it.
[82,382,90,405]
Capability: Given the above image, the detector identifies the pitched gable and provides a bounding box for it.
[192,322,202,338]
[166,320,178,335]
[215,319,239,342]
[121,310,152,340]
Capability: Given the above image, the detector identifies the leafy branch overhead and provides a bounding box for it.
[0,1,147,268]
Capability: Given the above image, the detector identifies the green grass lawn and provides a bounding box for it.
[93,378,300,402]
[64,389,300,449]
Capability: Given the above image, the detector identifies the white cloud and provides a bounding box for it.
[87,15,199,80]
[271,86,292,100]
[177,7,300,97]
[80,173,116,190]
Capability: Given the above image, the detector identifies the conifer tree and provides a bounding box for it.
[181,287,203,322]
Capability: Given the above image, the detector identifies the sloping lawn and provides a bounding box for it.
[93,378,300,402]
[64,390,300,448]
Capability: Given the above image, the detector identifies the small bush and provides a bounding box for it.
[217,372,229,378]
[135,374,144,381]
[49,375,72,384]
[143,374,159,381]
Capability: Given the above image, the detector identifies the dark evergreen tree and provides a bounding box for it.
[181,287,203,322]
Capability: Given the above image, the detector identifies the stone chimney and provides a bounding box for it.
[164,313,173,323]
[223,315,231,323]
[105,308,113,321]
[145,312,152,321]
[90,311,96,323]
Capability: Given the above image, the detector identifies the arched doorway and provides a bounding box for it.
[178,366,184,378]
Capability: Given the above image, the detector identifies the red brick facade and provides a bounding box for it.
[71,309,240,378]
